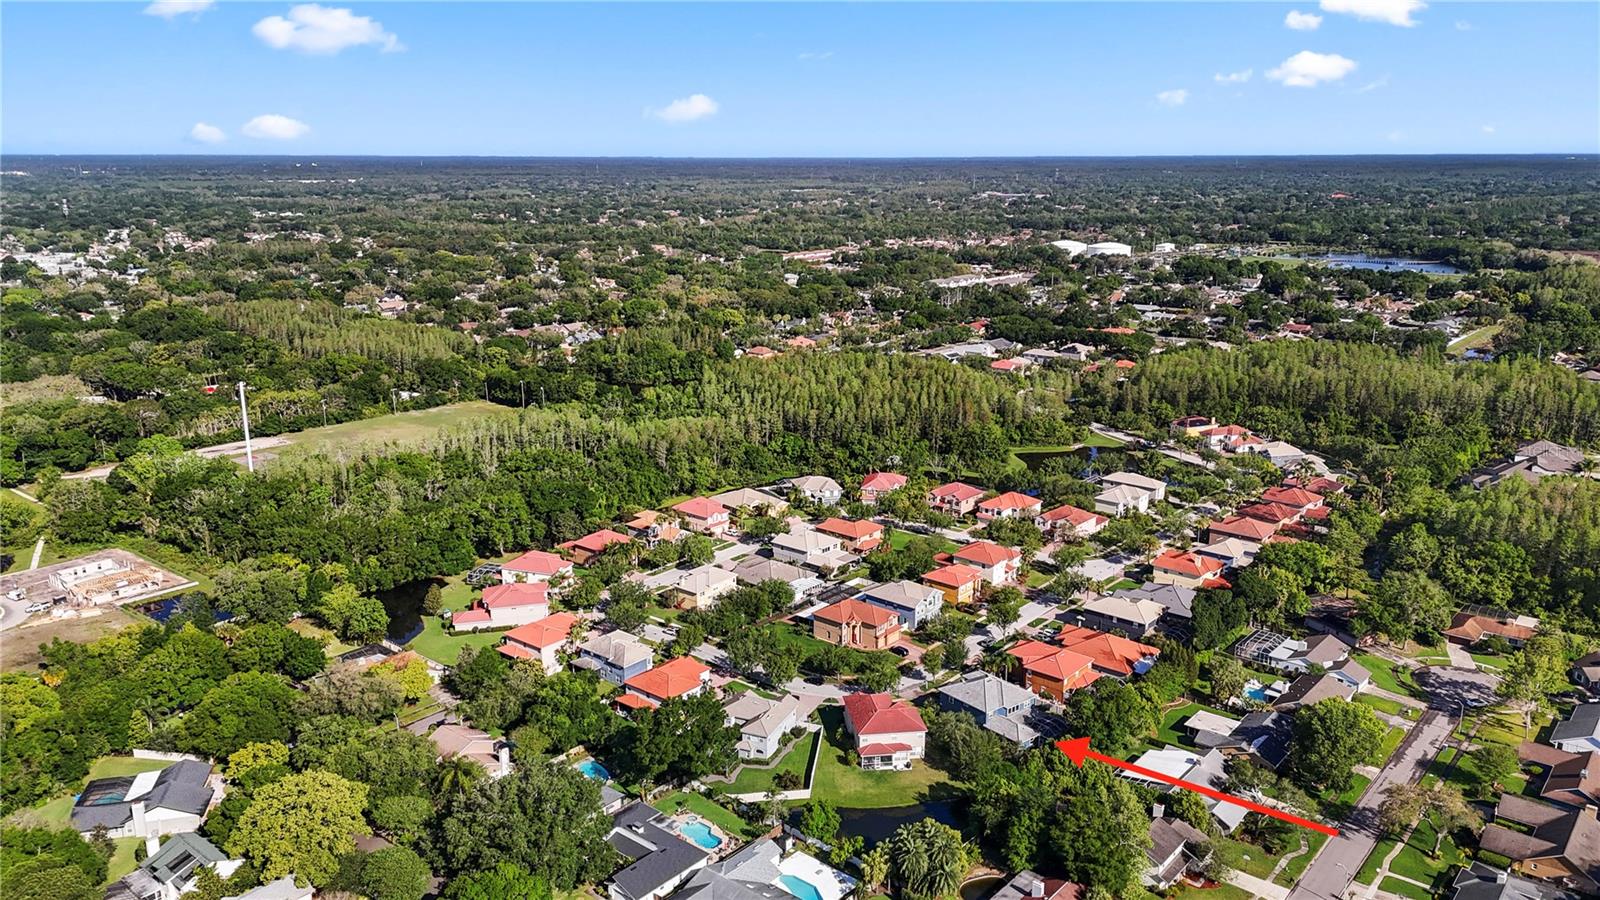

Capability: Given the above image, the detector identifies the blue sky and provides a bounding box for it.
[3,1,1596,156]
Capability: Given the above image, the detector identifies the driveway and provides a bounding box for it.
[1284,710,1455,900]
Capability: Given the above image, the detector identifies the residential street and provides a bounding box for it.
[1283,709,1455,900]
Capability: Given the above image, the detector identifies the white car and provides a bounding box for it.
[24,602,51,614]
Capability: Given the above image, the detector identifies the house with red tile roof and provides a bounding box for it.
[860,472,908,505]
[497,612,580,674]
[624,509,683,548]
[671,497,730,537]
[1056,625,1162,677]
[923,564,983,605]
[813,598,902,651]
[1260,486,1323,512]
[990,358,1030,374]
[977,491,1044,522]
[1150,549,1229,589]
[452,582,551,632]
[817,517,886,553]
[623,656,713,707]
[842,693,926,770]
[1237,501,1303,525]
[1285,476,1345,496]
[557,529,632,565]
[927,481,986,516]
[1444,612,1537,648]
[501,550,574,585]
[1036,504,1108,540]
[786,335,818,349]
[1206,515,1280,544]
[745,346,778,359]
[1007,640,1101,701]
[953,541,1023,586]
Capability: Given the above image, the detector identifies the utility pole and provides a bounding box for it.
[520,379,526,408]
[237,382,255,472]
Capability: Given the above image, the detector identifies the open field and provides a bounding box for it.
[266,401,514,460]
[1446,323,1503,356]
[652,791,761,840]
[2,605,142,672]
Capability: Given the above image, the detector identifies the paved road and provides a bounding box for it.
[1284,709,1454,900]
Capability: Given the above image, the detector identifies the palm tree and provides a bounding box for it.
[890,818,969,900]
[433,755,485,799]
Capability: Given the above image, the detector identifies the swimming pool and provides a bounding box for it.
[1243,685,1269,702]
[676,819,723,849]
[778,875,824,900]
[576,759,610,781]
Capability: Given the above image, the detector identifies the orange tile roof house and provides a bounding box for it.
[842,692,927,770]
[497,611,580,674]
[953,540,1023,586]
[501,549,574,584]
[923,563,983,605]
[623,656,713,707]
[452,581,551,631]
[557,528,632,565]
[1206,515,1280,544]
[1150,549,1229,589]
[927,481,986,516]
[978,491,1044,521]
[1444,612,1537,648]
[813,598,902,651]
[1237,501,1303,525]
[1035,504,1107,539]
[817,517,886,553]
[671,497,730,537]
[745,346,779,359]
[624,509,682,547]
[860,472,908,505]
[1056,625,1162,677]
[1007,640,1101,701]
[1260,486,1324,511]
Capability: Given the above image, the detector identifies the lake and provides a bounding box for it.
[1012,446,1097,473]
[376,578,436,644]
[1287,253,1463,275]
[825,800,963,847]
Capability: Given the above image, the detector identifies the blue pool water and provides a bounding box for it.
[1244,685,1269,702]
[676,820,723,849]
[576,759,610,781]
[779,876,824,900]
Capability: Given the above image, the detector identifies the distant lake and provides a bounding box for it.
[1013,446,1097,472]
[376,578,435,644]
[826,800,963,847]
[1287,253,1463,275]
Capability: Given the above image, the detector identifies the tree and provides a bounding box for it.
[135,623,231,714]
[799,800,840,842]
[1473,745,1520,793]
[855,652,902,693]
[1204,656,1248,707]
[1047,763,1153,895]
[1497,633,1567,735]
[859,845,891,895]
[0,827,109,892]
[889,818,969,900]
[422,583,444,616]
[1377,782,1479,855]
[371,795,432,845]
[1358,570,1450,644]
[226,741,290,781]
[360,846,432,900]
[1290,699,1387,792]
[226,770,370,886]
[617,693,738,784]
[445,863,552,900]
[604,581,653,632]
[438,764,618,888]
[179,672,298,759]
[1061,680,1157,758]
[984,587,1024,634]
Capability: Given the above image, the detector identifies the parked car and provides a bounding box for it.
[24,602,51,614]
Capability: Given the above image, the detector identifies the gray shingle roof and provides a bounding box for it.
[607,803,711,900]
[1550,704,1600,743]
[71,759,213,831]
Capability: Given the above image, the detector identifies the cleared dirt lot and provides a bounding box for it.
[1,604,141,671]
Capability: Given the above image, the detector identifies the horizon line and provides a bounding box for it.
[4,151,1597,162]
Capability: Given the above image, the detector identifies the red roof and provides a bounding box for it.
[1238,501,1301,524]
[929,482,985,502]
[923,564,983,589]
[1201,424,1253,438]
[1286,476,1344,496]
[1151,549,1225,578]
[1303,506,1332,521]
[842,692,925,736]
[625,656,710,701]
[1113,359,1136,369]
[481,582,550,609]
[954,540,1022,567]
[817,517,884,541]
[814,598,899,629]
[1099,326,1136,335]
[558,529,632,555]
[990,358,1026,371]
[1261,486,1321,508]
[503,549,571,576]
[859,742,914,756]
[1208,515,1279,541]
[615,693,656,711]
[673,497,727,520]
[1056,625,1161,677]
[499,612,579,653]
[861,472,907,493]
[452,607,493,626]
[1038,504,1106,528]
[1007,640,1101,688]
[979,491,1041,512]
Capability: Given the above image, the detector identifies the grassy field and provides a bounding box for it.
[1446,323,1503,356]
[725,731,819,795]
[887,529,956,553]
[1354,692,1419,720]
[1353,654,1420,697]
[1379,877,1433,900]
[106,837,143,884]
[651,791,761,840]
[1368,725,1406,767]
[402,554,520,664]
[807,706,954,807]
[286,618,356,656]
[1171,885,1250,900]
[1214,837,1278,880]
[270,401,514,460]
[1274,831,1330,886]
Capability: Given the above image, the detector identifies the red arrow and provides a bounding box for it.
[1056,737,1340,837]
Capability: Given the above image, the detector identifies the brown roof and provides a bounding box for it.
[1444,613,1535,643]
[1273,673,1356,710]
[1541,750,1600,808]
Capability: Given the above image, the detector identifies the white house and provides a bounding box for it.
[843,693,927,771]
[1094,484,1154,516]
[498,612,580,674]
[72,760,215,839]
[723,693,802,760]
[789,475,844,505]
[1549,705,1600,754]
[771,527,852,572]
[1086,241,1133,257]
[861,579,944,629]
[501,549,574,585]
[667,565,739,610]
[1101,471,1167,502]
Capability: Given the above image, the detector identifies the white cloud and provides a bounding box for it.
[1285,10,1324,30]
[797,51,834,61]
[1214,69,1253,84]
[1455,20,1473,31]
[241,114,311,140]
[649,93,719,123]
[189,122,226,144]
[1267,51,1358,87]
[1156,89,1189,107]
[1386,130,1406,142]
[1356,74,1390,93]
[1319,0,1425,27]
[143,0,214,19]
[253,4,403,54]
[1481,124,1496,134]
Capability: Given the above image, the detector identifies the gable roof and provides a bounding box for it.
[1208,515,1280,541]
[814,598,899,629]
[580,630,653,669]
[1238,501,1302,524]
[954,540,1022,567]
[626,656,711,700]
[1261,486,1321,508]
[817,517,884,541]
[480,582,550,609]
[503,549,570,576]
[1446,613,1537,645]
[863,579,940,611]
[71,760,213,831]
[862,472,908,493]
[929,481,985,502]
[791,475,843,494]
[1117,582,1197,618]
[1084,594,1165,627]
[923,564,983,588]
[1007,640,1101,688]
[842,692,926,736]
[1540,750,1600,808]
[559,529,632,555]
[608,803,712,900]
[1151,549,1225,578]
[1102,471,1166,492]
[1038,504,1106,528]
[673,497,727,519]
[730,556,807,586]
[979,491,1042,512]
[500,612,580,653]
[1550,704,1600,744]
[1274,673,1357,710]
[1056,625,1162,676]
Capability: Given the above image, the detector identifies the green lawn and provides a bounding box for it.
[808,706,955,807]
[1150,701,1234,750]
[725,730,819,795]
[287,618,356,656]
[1426,746,1527,797]
[651,791,760,840]
[1353,655,1420,697]
[1354,838,1396,886]
[273,401,515,459]
[1445,323,1503,356]
[1171,884,1250,900]
[1379,877,1434,900]
[1368,726,1406,767]
[1354,692,1408,718]
[21,756,176,829]
[1213,837,1278,880]
[1274,831,1330,886]
[408,616,504,665]
[888,529,956,553]
[105,837,143,884]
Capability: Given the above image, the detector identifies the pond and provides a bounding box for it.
[1013,446,1098,473]
[375,578,437,644]
[825,800,963,847]
[959,876,1006,900]
[1286,253,1463,275]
